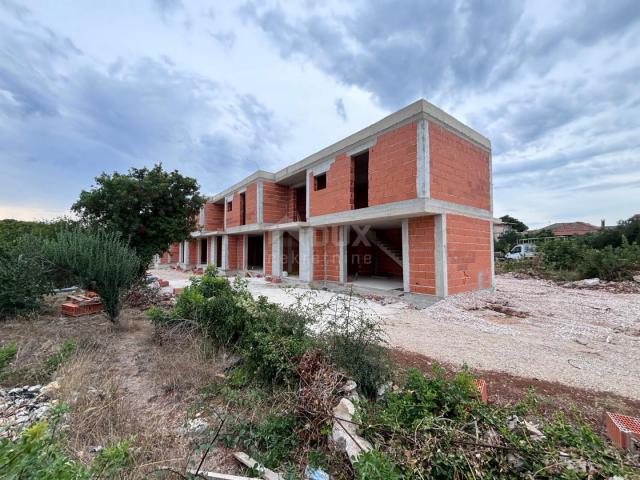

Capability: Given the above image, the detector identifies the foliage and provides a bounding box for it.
[40,340,76,379]
[0,404,131,480]
[0,342,17,376]
[358,367,636,479]
[45,228,140,322]
[539,238,586,271]
[0,218,77,249]
[353,450,401,480]
[72,164,205,272]
[583,216,640,249]
[500,215,528,232]
[0,235,54,318]
[321,290,390,398]
[221,414,301,470]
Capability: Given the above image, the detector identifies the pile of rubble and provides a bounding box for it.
[0,382,59,441]
[560,277,640,294]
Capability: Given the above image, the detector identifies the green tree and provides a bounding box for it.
[500,215,528,232]
[72,164,205,272]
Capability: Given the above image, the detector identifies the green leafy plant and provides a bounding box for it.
[354,450,401,480]
[0,235,54,318]
[0,342,17,376]
[45,228,140,322]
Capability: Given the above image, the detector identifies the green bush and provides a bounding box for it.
[354,450,401,480]
[578,240,640,280]
[0,404,131,480]
[539,239,586,271]
[0,342,17,376]
[321,292,390,398]
[45,228,140,322]
[0,236,54,318]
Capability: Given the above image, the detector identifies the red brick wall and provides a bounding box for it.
[161,243,180,264]
[429,123,491,211]
[245,183,257,225]
[263,182,291,224]
[309,154,353,217]
[446,214,492,294]
[408,216,436,295]
[188,240,198,265]
[225,193,240,228]
[204,202,224,231]
[227,236,244,270]
[312,227,341,282]
[368,122,417,206]
[264,232,272,276]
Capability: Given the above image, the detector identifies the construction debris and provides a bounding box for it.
[331,398,372,463]
[60,292,103,317]
[0,383,58,441]
[186,469,254,480]
[233,452,284,480]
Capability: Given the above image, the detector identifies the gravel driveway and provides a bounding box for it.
[150,269,640,399]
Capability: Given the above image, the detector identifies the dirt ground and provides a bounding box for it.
[151,269,640,400]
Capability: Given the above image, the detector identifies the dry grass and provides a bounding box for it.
[1,298,235,478]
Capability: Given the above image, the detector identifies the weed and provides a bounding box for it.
[0,342,17,376]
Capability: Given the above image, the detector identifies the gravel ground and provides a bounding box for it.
[149,269,640,399]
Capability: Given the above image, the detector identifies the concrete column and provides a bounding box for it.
[221,235,229,271]
[416,118,430,198]
[183,241,189,267]
[242,235,248,270]
[210,236,217,267]
[490,221,495,289]
[401,219,410,292]
[272,230,282,277]
[298,227,313,282]
[257,181,264,224]
[339,225,348,283]
[434,214,448,297]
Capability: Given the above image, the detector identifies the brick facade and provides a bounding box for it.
[368,122,417,206]
[309,154,353,217]
[446,214,492,294]
[312,227,341,282]
[204,202,224,231]
[408,216,436,295]
[263,181,291,224]
[429,122,491,210]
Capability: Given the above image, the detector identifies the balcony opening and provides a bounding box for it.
[200,238,208,264]
[353,151,369,209]
[240,192,246,225]
[295,186,306,221]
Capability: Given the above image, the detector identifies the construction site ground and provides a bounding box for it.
[151,268,640,402]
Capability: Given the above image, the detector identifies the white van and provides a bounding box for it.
[505,243,536,260]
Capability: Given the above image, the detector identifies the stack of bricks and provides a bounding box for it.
[60,292,103,317]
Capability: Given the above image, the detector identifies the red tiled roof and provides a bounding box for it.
[542,222,600,237]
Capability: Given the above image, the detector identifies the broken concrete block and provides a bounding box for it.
[331,398,372,463]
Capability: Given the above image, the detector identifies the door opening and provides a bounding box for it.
[200,238,208,264]
[216,237,222,267]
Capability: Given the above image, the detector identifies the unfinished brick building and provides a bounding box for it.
[161,99,494,297]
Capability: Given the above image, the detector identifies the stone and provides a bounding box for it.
[331,398,372,463]
[633,274,640,283]
[39,381,60,399]
[177,418,209,435]
[27,385,42,393]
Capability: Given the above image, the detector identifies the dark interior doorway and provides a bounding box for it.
[247,235,264,270]
[353,151,369,209]
[240,192,246,225]
[216,237,222,267]
[200,238,207,264]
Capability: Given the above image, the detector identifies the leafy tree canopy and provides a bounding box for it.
[500,215,528,232]
[72,164,205,269]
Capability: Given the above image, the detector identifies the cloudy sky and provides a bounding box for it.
[1,0,639,228]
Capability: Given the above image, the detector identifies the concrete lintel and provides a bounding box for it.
[346,137,377,157]
[434,214,448,297]
[224,223,264,235]
[309,157,335,176]
[401,219,410,292]
[264,221,309,231]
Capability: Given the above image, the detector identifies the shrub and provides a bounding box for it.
[321,291,390,397]
[0,404,131,480]
[0,236,54,318]
[354,450,401,480]
[539,239,586,271]
[578,240,640,280]
[0,342,17,376]
[45,228,140,322]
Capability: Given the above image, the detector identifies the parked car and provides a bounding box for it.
[505,243,536,260]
